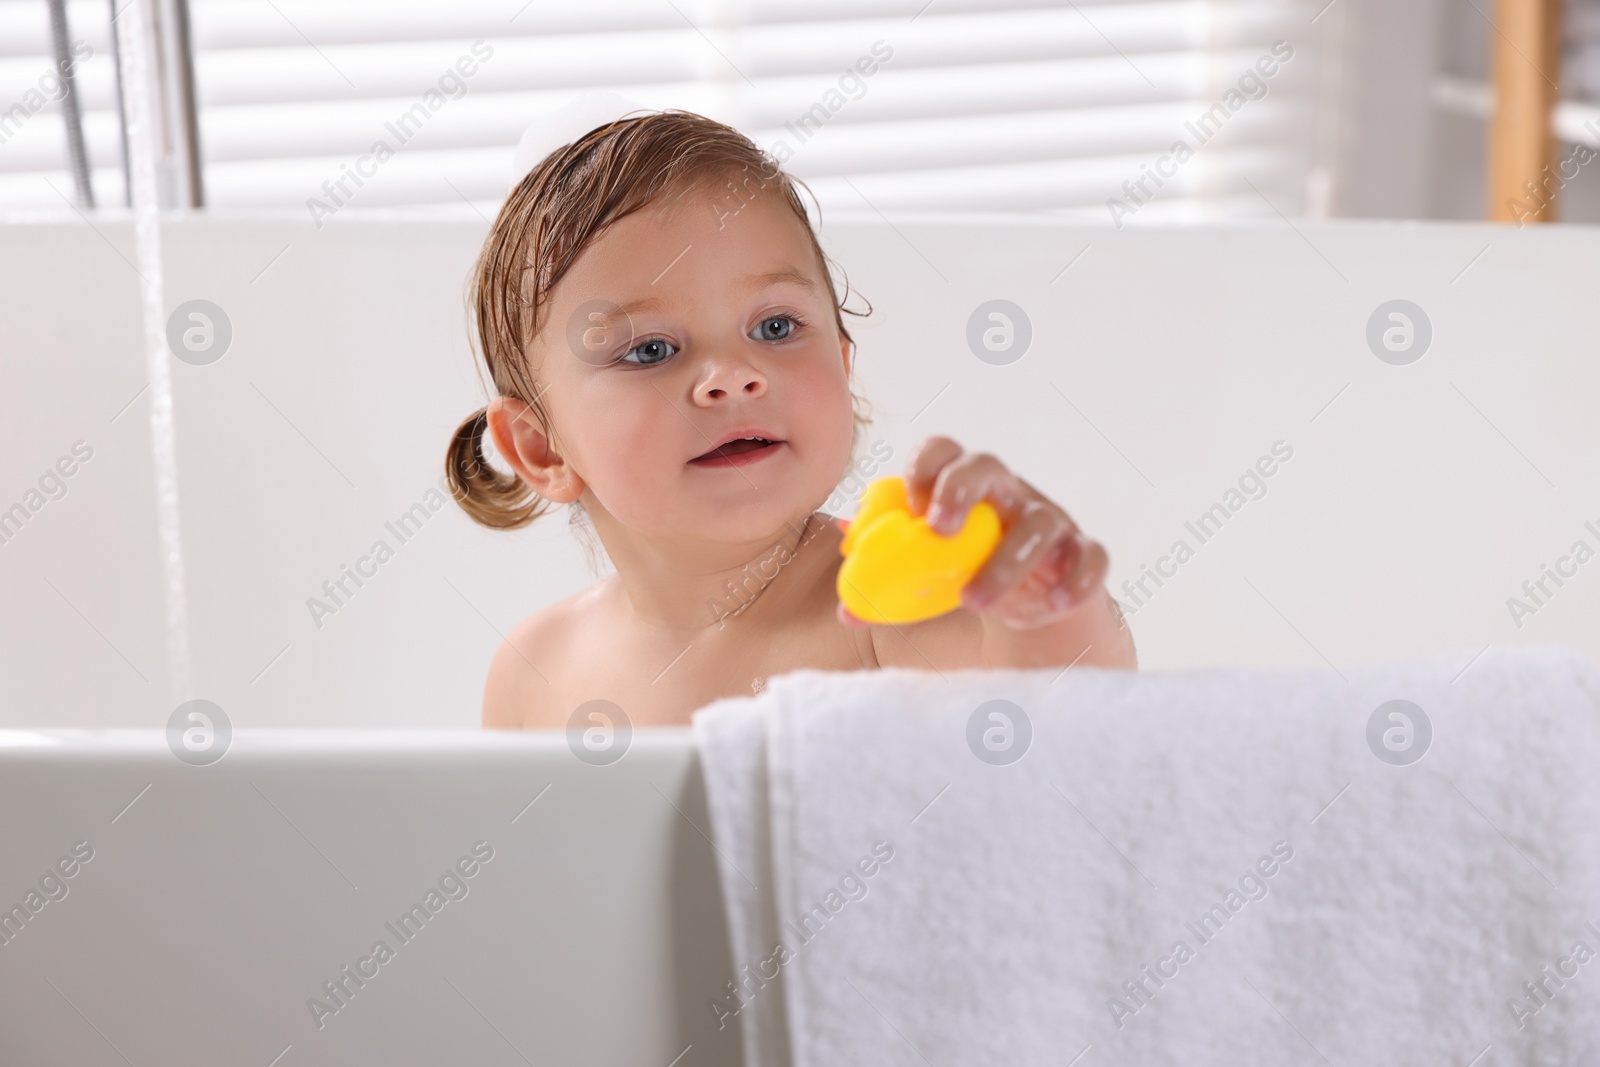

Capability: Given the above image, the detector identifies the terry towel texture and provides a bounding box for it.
[691,645,1600,1067]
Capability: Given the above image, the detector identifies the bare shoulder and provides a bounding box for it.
[481,585,594,730]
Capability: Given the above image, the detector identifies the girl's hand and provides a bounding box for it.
[839,436,1110,631]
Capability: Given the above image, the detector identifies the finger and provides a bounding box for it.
[973,533,1111,630]
[904,436,964,517]
[1062,535,1111,606]
[962,500,1075,606]
[1013,473,1079,534]
[926,452,1025,534]
[1008,474,1084,544]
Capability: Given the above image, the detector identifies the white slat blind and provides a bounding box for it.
[0,0,1322,222]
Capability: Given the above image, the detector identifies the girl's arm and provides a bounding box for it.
[975,583,1137,671]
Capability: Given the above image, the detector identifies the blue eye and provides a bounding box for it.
[619,338,677,366]
[752,315,803,342]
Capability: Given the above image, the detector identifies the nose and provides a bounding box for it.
[692,353,768,405]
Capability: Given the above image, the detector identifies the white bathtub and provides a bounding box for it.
[0,727,738,1066]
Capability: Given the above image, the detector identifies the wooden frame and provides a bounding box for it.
[1487,0,1563,222]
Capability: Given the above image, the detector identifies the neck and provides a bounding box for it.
[589,507,836,633]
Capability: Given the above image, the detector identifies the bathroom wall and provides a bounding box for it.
[2,211,1597,728]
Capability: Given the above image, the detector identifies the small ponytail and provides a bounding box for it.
[444,406,550,530]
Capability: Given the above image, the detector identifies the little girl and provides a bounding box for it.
[445,108,1137,729]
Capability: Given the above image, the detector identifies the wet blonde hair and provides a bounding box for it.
[445,108,873,532]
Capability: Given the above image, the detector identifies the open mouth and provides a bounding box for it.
[690,437,784,466]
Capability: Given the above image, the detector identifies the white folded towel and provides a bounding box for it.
[692,645,1600,1067]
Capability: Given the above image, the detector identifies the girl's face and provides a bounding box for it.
[527,181,856,545]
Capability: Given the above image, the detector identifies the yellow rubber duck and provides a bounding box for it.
[836,475,1002,624]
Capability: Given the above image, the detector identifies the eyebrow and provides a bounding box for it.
[608,268,817,319]
[744,268,818,294]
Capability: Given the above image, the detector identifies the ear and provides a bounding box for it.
[485,395,586,504]
[841,336,854,374]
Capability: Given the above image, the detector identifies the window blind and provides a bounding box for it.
[0,0,1322,222]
